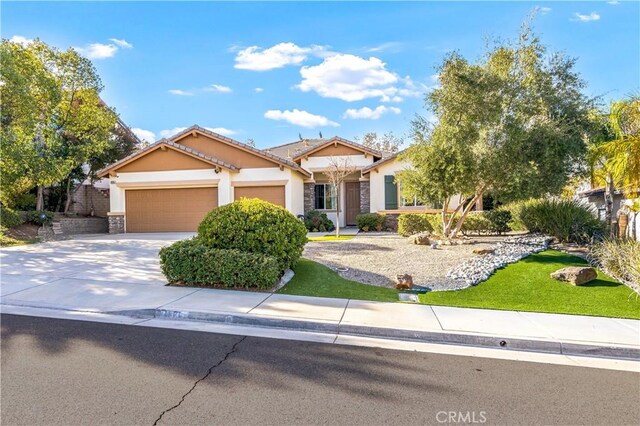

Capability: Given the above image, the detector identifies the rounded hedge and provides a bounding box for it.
[197,198,307,270]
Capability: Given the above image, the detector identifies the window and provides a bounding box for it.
[314,184,337,210]
[401,195,424,207]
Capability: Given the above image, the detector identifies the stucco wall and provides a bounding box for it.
[300,154,374,171]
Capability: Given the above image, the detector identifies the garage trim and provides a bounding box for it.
[231,180,288,187]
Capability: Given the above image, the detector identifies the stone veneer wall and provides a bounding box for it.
[58,217,108,235]
[108,214,125,234]
[69,185,110,217]
[359,181,370,214]
[303,183,315,214]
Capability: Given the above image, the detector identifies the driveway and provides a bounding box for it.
[0,233,198,311]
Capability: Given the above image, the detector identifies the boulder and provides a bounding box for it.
[473,248,495,255]
[395,274,413,289]
[550,267,597,286]
[410,233,431,245]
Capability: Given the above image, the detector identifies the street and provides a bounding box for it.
[1,314,638,425]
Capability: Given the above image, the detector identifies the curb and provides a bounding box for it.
[107,307,640,361]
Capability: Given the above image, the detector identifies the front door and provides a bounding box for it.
[345,182,360,226]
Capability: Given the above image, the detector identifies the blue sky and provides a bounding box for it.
[3,1,639,148]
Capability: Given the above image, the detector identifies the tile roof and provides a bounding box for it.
[97,139,238,177]
[266,136,384,160]
[361,149,407,173]
[169,125,310,176]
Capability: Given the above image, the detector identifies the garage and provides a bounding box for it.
[125,187,218,232]
[234,185,285,207]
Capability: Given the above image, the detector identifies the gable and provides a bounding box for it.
[116,147,214,173]
[310,143,366,157]
[176,133,278,169]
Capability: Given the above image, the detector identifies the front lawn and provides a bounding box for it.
[279,250,640,319]
[421,250,639,319]
[278,258,398,302]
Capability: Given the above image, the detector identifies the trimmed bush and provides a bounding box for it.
[25,210,54,225]
[0,206,24,229]
[506,198,604,244]
[303,210,335,232]
[483,209,512,235]
[159,238,281,289]
[397,213,435,236]
[591,239,640,285]
[356,213,386,232]
[197,198,307,270]
[460,212,491,235]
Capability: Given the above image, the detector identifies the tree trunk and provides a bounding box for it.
[441,197,450,237]
[36,186,44,211]
[64,178,73,214]
[604,173,615,237]
[450,192,483,239]
[335,184,341,238]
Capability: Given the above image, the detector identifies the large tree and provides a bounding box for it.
[397,21,593,238]
[1,39,118,210]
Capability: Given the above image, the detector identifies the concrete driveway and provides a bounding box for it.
[0,233,200,311]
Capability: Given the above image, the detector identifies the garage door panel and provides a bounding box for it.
[125,187,217,233]
[234,186,285,207]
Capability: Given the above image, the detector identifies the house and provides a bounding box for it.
[98,125,440,233]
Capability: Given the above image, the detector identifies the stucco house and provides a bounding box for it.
[98,125,435,233]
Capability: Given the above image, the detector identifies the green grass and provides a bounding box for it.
[279,258,398,302]
[420,250,640,319]
[307,235,355,242]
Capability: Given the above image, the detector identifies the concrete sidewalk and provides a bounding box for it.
[2,278,639,360]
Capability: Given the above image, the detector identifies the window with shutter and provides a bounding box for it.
[384,175,398,209]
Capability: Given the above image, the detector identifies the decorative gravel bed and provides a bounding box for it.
[446,234,552,288]
[303,234,513,291]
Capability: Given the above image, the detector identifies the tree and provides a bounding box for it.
[396,20,593,238]
[355,131,403,154]
[586,95,640,234]
[324,157,357,237]
[0,39,118,210]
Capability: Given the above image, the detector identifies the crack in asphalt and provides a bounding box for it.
[152,335,247,425]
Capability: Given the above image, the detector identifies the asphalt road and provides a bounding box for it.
[1,314,639,426]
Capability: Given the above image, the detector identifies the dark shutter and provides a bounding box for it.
[384,175,398,210]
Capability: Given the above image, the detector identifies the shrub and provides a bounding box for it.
[506,198,604,244]
[12,193,37,210]
[460,212,491,235]
[483,209,512,235]
[197,198,307,270]
[25,210,54,226]
[591,239,640,285]
[159,238,281,289]
[356,213,386,232]
[303,210,335,232]
[0,206,24,229]
[397,213,435,236]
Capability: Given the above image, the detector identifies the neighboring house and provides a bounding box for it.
[578,186,640,240]
[98,124,442,233]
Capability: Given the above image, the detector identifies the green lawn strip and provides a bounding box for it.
[279,258,398,302]
[419,250,640,319]
[307,235,355,242]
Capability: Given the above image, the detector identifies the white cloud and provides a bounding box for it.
[234,42,325,71]
[109,38,133,49]
[297,54,420,102]
[365,42,403,53]
[168,89,193,96]
[206,127,236,136]
[254,87,264,93]
[264,109,339,128]
[76,43,118,59]
[607,1,619,5]
[9,35,33,46]
[573,12,601,22]
[343,105,401,120]
[205,84,232,93]
[159,127,187,138]
[537,6,552,15]
[131,128,156,143]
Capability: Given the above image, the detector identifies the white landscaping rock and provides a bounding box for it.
[445,235,552,288]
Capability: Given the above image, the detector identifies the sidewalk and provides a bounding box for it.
[2,279,639,360]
